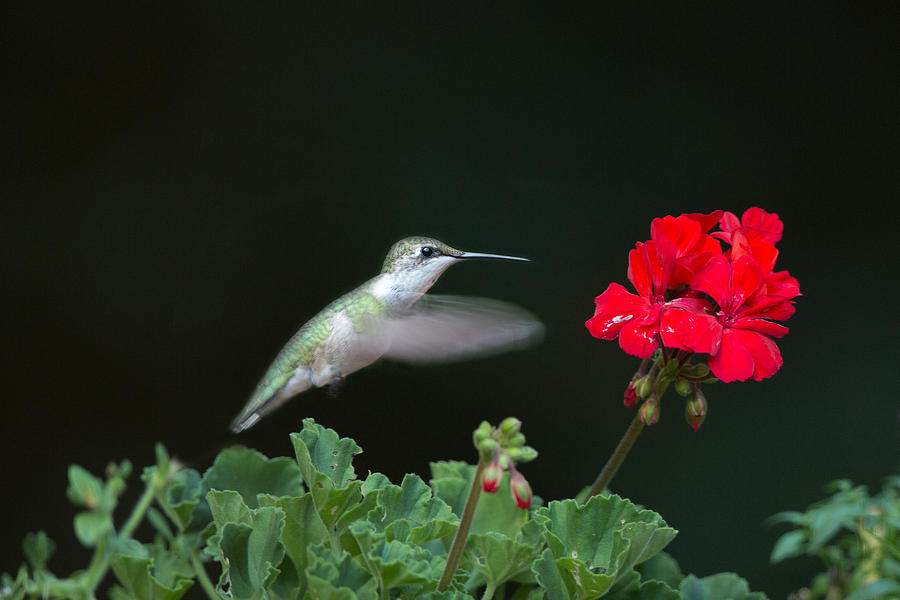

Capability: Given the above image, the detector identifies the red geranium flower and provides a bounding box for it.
[664,255,796,382]
[586,239,675,358]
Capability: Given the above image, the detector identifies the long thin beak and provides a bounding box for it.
[452,251,530,262]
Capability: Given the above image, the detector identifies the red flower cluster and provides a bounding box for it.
[586,208,800,383]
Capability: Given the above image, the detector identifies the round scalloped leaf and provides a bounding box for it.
[200,447,303,510]
[110,555,193,600]
[679,573,767,600]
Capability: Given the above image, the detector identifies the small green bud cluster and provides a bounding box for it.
[625,352,715,431]
[472,417,537,509]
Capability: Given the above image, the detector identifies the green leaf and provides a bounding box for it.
[22,531,56,573]
[258,493,330,588]
[218,505,287,600]
[418,592,477,600]
[1,566,29,600]
[334,472,391,532]
[530,496,677,598]
[291,418,362,489]
[74,510,112,547]
[532,547,575,599]
[365,537,444,589]
[679,573,767,600]
[267,555,300,600]
[346,522,444,593]
[844,579,900,600]
[768,530,805,563]
[162,468,202,531]
[636,551,683,588]
[290,420,371,530]
[537,496,676,571]
[508,586,544,600]
[113,537,149,558]
[305,544,378,600]
[207,489,253,527]
[371,474,458,544]
[610,520,679,578]
[67,465,105,509]
[603,570,679,600]
[466,532,539,588]
[200,447,303,510]
[111,555,193,600]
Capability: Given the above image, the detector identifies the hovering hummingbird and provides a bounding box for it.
[230,237,543,432]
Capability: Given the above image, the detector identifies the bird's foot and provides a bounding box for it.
[328,376,345,398]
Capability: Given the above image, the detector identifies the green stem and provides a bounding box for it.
[191,551,222,600]
[482,582,497,600]
[82,470,168,597]
[584,413,644,501]
[437,459,486,591]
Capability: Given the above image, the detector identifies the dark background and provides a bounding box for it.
[2,4,897,598]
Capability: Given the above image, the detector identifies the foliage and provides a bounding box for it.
[1,419,766,599]
[768,475,900,599]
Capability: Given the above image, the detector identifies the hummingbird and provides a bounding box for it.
[230,236,543,432]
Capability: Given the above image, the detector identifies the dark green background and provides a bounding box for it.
[2,4,897,597]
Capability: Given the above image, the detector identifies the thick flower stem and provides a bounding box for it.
[437,458,486,591]
[584,414,644,501]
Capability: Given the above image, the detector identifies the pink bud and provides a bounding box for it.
[482,456,502,493]
[639,397,660,426]
[623,381,637,407]
[509,468,532,509]
[685,388,707,432]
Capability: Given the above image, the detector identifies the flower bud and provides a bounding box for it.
[473,421,492,445]
[665,358,680,374]
[681,363,710,378]
[477,437,498,458]
[507,432,526,448]
[508,468,532,509]
[674,378,691,397]
[639,396,660,426]
[499,417,522,436]
[482,455,502,493]
[507,445,538,463]
[623,381,637,407]
[635,375,653,399]
[685,389,707,432]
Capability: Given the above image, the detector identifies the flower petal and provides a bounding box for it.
[586,283,650,340]
[738,295,796,322]
[673,311,722,355]
[708,328,755,382]
[619,321,660,358]
[660,306,699,351]
[734,328,783,381]
[741,207,783,244]
[765,270,801,299]
[713,211,742,244]
[690,255,733,309]
[627,240,674,300]
[729,255,765,310]
[730,230,778,274]
[731,318,789,338]
[682,210,724,233]
[709,328,783,382]
[650,215,701,258]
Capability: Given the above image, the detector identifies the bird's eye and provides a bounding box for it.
[420,246,433,257]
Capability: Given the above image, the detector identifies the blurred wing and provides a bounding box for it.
[379,294,543,364]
